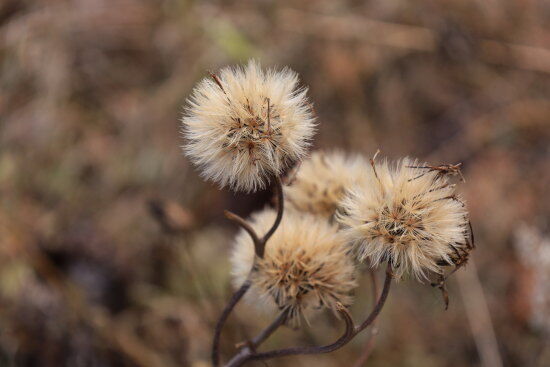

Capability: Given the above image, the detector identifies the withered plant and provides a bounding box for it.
[181,61,474,366]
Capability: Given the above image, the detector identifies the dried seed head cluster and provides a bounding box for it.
[337,158,470,281]
[182,60,316,192]
[231,209,357,323]
[285,151,369,219]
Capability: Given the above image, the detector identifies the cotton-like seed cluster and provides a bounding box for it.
[182,60,316,192]
[337,158,470,281]
[285,151,369,219]
[231,209,357,323]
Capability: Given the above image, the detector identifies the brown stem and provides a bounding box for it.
[244,305,355,363]
[241,265,393,365]
[224,310,288,367]
[214,175,286,365]
[223,176,284,258]
[224,210,262,256]
[212,281,251,367]
[259,176,284,256]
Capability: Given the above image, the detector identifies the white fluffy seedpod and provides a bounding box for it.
[285,151,369,218]
[182,60,316,192]
[231,209,357,323]
[337,158,470,281]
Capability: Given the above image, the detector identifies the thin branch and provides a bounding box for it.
[260,176,284,255]
[225,311,288,367]
[246,305,355,362]
[214,175,286,364]
[224,175,284,258]
[243,265,392,365]
[224,210,262,256]
[213,281,252,367]
[250,310,288,347]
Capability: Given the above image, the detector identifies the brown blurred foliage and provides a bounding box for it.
[1,0,549,366]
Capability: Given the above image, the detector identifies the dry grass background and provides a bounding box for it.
[1,1,549,366]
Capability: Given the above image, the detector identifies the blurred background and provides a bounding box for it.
[1,0,549,366]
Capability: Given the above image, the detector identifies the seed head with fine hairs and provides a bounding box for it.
[337,158,470,281]
[231,208,357,323]
[285,151,369,219]
[182,60,316,192]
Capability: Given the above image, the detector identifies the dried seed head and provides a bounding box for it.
[337,158,470,281]
[285,151,369,219]
[231,209,357,323]
[182,60,316,192]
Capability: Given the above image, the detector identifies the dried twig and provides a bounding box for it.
[225,264,394,366]
[213,176,285,365]
[212,281,252,366]
[224,176,284,258]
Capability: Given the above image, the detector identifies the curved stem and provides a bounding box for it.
[238,265,393,365]
[224,175,284,259]
[250,309,288,347]
[259,176,284,257]
[214,175,286,365]
[247,305,354,362]
[212,281,251,366]
[224,210,262,255]
[225,310,288,367]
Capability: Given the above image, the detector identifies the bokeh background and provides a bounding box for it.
[1,1,549,366]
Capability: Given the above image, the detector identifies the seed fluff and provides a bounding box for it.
[337,158,471,281]
[231,208,357,323]
[182,60,316,192]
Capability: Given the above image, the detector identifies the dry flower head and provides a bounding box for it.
[337,157,470,281]
[285,151,369,219]
[182,60,316,192]
[231,208,357,323]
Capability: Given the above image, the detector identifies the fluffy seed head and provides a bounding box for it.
[285,151,369,218]
[182,60,316,192]
[337,158,470,281]
[231,209,357,323]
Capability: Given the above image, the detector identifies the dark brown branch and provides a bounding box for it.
[224,210,262,256]
[259,176,284,255]
[225,310,288,367]
[245,305,355,362]
[250,309,288,347]
[224,176,284,259]
[214,175,286,365]
[213,281,251,366]
[221,264,393,366]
